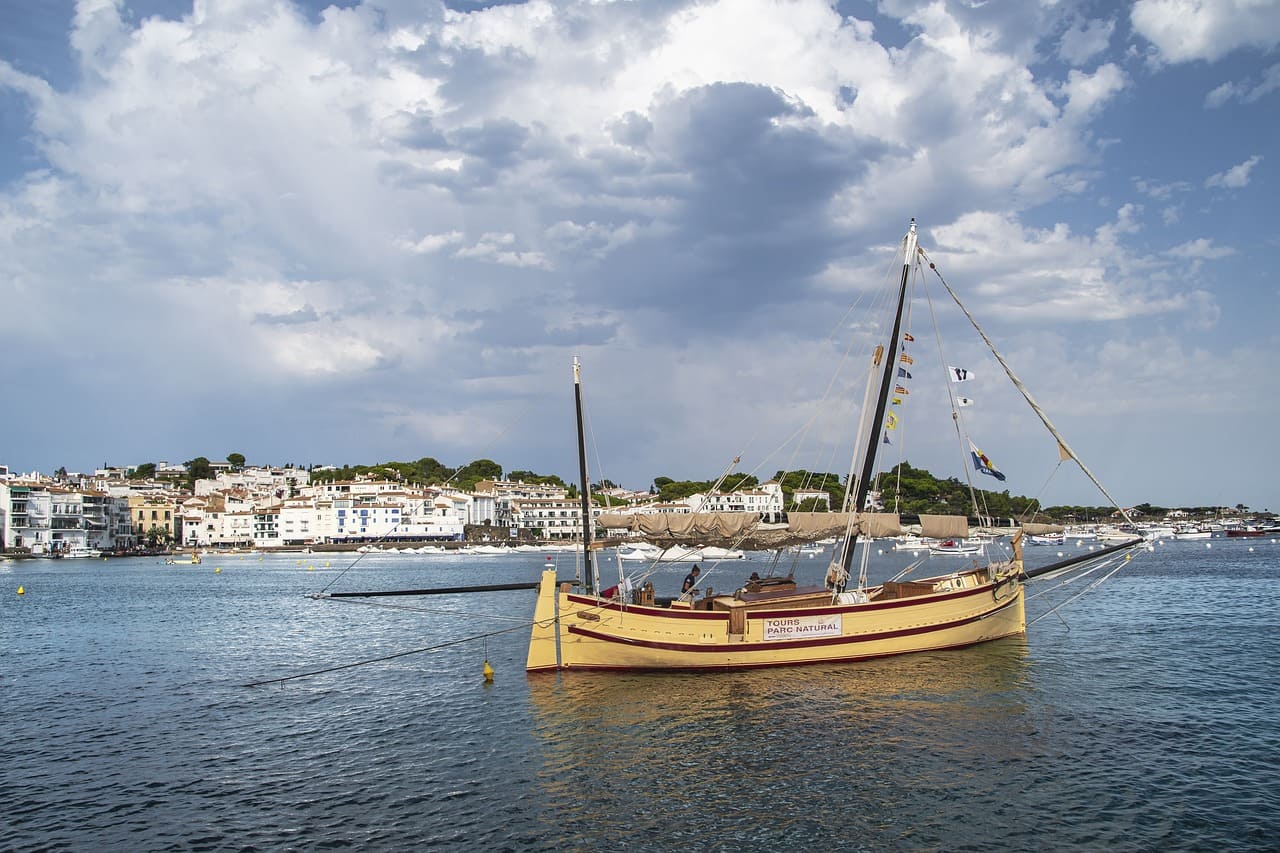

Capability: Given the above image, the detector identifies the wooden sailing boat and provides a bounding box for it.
[527,221,1138,673]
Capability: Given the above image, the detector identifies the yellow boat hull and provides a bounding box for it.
[526,567,1025,672]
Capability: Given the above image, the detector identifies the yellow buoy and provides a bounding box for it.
[16,585,24,595]
[215,567,222,574]
[483,660,495,682]
[307,565,314,572]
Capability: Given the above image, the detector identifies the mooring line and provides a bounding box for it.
[243,623,530,688]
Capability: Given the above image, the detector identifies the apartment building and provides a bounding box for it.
[0,482,134,553]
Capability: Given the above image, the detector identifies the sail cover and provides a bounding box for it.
[919,514,969,539]
[1021,522,1065,535]
[597,511,901,550]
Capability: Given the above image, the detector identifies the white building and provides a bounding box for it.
[0,482,132,553]
[790,488,832,510]
[686,481,784,516]
[196,466,310,498]
[511,496,585,540]
[179,495,258,548]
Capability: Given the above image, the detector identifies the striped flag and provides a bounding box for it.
[899,353,914,365]
[969,439,1006,481]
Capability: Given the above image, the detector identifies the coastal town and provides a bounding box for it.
[0,459,801,557]
[1,458,1271,559]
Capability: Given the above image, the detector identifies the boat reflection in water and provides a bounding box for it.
[526,639,1032,845]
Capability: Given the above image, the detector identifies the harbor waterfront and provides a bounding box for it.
[3,539,1278,849]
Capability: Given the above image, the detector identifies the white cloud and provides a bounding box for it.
[399,230,465,254]
[919,208,1206,323]
[1204,63,1280,107]
[1167,238,1235,259]
[454,233,551,269]
[1205,155,1263,188]
[1059,17,1116,65]
[1132,0,1280,63]
[0,0,1269,506]
[1134,177,1193,200]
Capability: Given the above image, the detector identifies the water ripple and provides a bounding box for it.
[2,544,1278,849]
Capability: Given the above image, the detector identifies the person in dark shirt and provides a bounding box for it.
[682,565,701,595]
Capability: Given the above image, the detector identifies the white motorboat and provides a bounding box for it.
[929,539,981,555]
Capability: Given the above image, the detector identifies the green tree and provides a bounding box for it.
[185,456,213,490]
[227,452,246,469]
[145,524,172,548]
[454,459,503,490]
[774,469,846,511]
[653,477,713,502]
[130,462,157,480]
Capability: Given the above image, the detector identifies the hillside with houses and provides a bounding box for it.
[0,457,1267,557]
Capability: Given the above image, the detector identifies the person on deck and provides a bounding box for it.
[682,565,701,595]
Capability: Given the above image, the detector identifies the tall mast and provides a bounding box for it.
[573,357,595,594]
[841,220,917,576]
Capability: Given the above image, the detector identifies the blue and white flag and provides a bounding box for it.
[897,367,912,379]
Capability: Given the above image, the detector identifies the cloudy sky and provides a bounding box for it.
[1,0,1276,511]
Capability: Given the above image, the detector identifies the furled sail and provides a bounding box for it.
[1020,522,1065,535]
[597,511,901,550]
[919,514,969,539]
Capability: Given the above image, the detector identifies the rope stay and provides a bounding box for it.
[243,623,531,688]
[920,248,1138,530]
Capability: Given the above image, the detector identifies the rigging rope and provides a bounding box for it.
[243,622,531,687]
[920,249,1139,530]
[315,594,534,622]
[1022,542,1144,625]
[1026,562,1128,627]
[1018,459,1065,527]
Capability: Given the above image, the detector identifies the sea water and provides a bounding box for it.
[2,539,1278,850]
